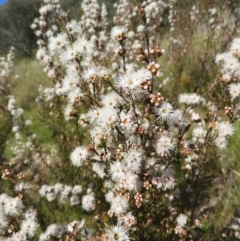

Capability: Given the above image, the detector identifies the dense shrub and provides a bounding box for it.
[1,0,240,240]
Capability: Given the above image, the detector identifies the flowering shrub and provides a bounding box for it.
[1,0,240,240]
[0,47,15,159]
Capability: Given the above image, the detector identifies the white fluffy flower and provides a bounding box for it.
[118,212,136,228]
[179,93,205,105]
[154,102,174,121]
[192,126,207,143]
[101,92,123,108]
[228,83,240,100]
[14,182,30,192]
[70,146,89,167]
[72,185,82,194]
[176,213,187,227]
[67,219,85,233]
[156,135,176,156]
[105,223,130,241]
[4,197,24,216]
[152,167,175,190]
[67,88,85,104]
[120,172,141,191]
[66,20,82,36]
[20,218,39,237]
[92,163,106,178]
[7,96,16,111]
[54,183,64,195]
[214,136,227,149]
[137,24,145,32]
[46,191,57,202]
[110,195,129,215]
[109,161,126,181]
[48,33,68,54]
[59,73,79,95]
[82,66,99,82]
[59,45,78,64]
[70,195,80,206]
[123,148,142,172]
[94,106,118,127]
[0,210,8,234]
[216,121,234,137]
[105,191,114,203]
[12,231,27,241]
[82,193,95,211]
[24,208,37,220]
[44,224,66,239]
[115,68,151,98]
[110,26,128,41]
[74,37,95,57]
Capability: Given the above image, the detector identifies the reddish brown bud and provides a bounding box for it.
[139,7,145,15]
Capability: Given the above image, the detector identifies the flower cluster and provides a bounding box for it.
[39,183,83,205]
[0,194,38,240]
